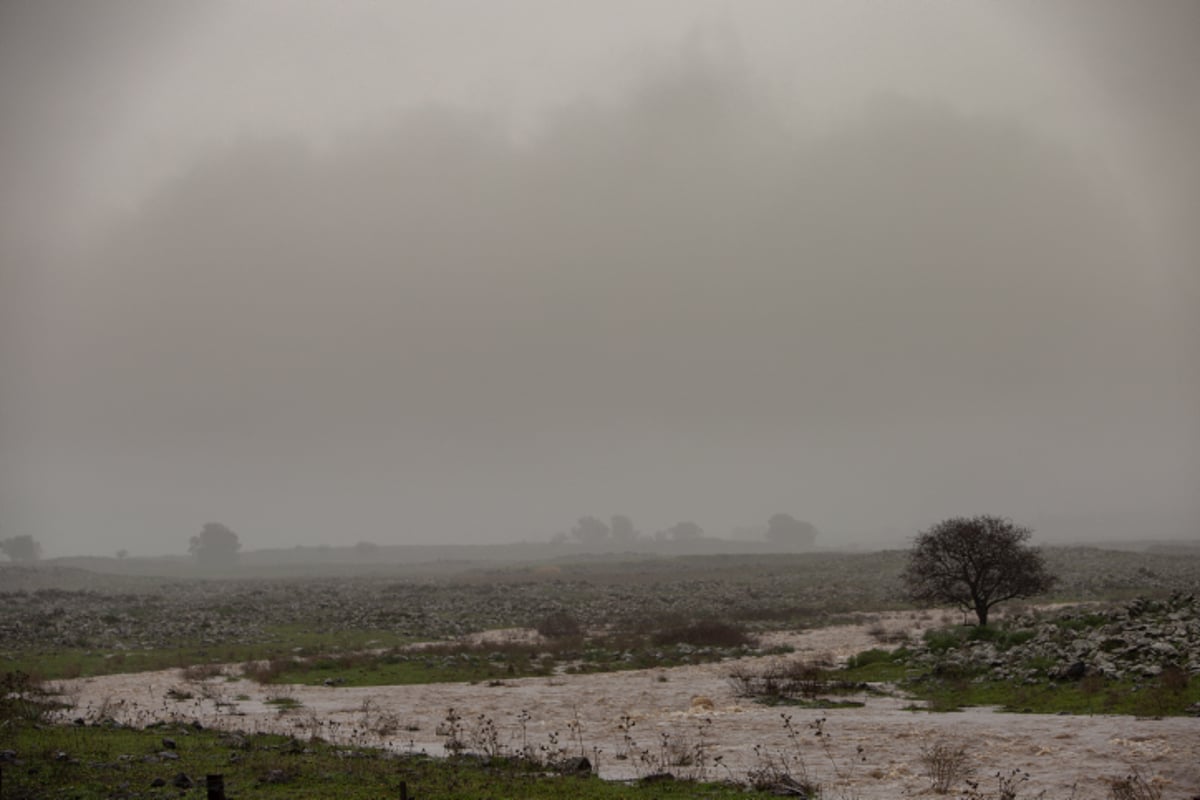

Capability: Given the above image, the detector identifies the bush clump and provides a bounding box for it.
[0,671,63,726]
[651,619,754,648]
[535,610,583,639]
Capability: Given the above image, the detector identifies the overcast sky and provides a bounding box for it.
[1,1,1197,556]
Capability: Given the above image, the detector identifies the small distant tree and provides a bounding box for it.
[188,522,241,568]
[0,535,41,562]
[610,514,639,543]
[571,516,610,544]
[115,549,129,560]
[903,515,1056,626]
[764,513,818,549]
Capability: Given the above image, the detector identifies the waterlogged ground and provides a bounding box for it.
[61,613,1200,799]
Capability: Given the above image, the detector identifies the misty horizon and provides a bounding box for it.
[2,2,1197,558]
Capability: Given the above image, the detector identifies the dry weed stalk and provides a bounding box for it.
[919,739,972,794]
[1106,770,1163,800]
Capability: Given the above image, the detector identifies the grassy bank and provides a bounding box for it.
[0,721,746,800]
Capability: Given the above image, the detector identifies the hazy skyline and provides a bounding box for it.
[2,2,1197,556]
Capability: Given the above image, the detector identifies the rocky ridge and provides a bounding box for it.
[909,593,1199,684]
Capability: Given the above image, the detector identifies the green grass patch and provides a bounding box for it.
[841,648,910,682]
[261,648,553,687]
[256,632,760,688]
[922,627,970,654]
[0,722,748,799]
[905,669,1200,716]
[755,697,866,709]
[264,695,304,710]
[963,625,1037,650]
[4,625,410,682]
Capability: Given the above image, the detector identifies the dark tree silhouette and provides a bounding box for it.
[764,513,818,549]
[571,516,610,544]
[903,515,1056,626]
[0,535,42,562]
[659,521,703,541]
[610,514,638,543]
[188,522,241,568]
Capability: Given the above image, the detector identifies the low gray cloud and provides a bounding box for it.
[2,4,1196,555]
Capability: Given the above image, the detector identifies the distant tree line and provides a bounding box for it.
[552,513,817,549]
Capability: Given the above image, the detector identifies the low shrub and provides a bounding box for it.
[181,662,224,681]
[727,658,856,704]
[919,740,972,793]
[844,648,897,669]
[1107,770,1163,800]
[535,610,583,639]
[242,657,293,684]
[0,670,64,727]
[650,619,754,648]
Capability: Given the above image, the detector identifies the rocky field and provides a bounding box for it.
[3,547,1200,798]
[2,546,1198,657]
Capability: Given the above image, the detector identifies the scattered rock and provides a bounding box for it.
[640,771,675,783]
[556,756,592,774]
[1058,661,1087,681]
[913,594,1199,683]
[260,768,291,784]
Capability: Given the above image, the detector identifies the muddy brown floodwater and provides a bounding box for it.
[63,612,1200,799]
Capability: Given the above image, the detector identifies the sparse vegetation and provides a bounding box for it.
[265,693,303,710]
[1106,770,1163,800]
[0,720,748,800]
[728,658,868,708]
[0,670,65,726]
[919,740,973,793]
[650,618,755,648]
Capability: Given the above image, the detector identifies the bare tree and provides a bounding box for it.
[902,515,1055,626]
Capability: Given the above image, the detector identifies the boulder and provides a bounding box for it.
[556,756,592,774]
